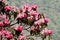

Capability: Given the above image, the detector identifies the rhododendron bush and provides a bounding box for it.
[0,0,52,40]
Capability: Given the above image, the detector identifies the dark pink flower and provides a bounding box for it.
[44,17,49,23]
[4,30,13,39]
[4,6,11,11]
[5,33,13,39]
[0,21,3,27]
[3,19,9,25]
[48,30,52,35]
[14,26,23,32]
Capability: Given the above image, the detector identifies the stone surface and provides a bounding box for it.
[7,0,60,40]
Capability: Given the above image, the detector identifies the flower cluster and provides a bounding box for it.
[0,0,52,40]
[41,28,52,36]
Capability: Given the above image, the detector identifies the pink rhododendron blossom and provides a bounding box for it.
[0,31,3,36]
[48,30,52,35]
[41,30,45,35]
[34,20,41,25]
[5,33,13,39]
[14,26,23,32]
[16,13,26,19]
[0,28,4,34]
[28,7,32,12]
[0,14,2,20]
[44,28,49,35]
[3,19,9,25]
[2,14,7,20]
[0,21,3,27]
[30,10,39,16]
[21,6,26,12]
[0,14,7,20]
[41,28,52,36]
[3,30,13,39]
[18,34,26,40]
[27,16,34,20]
[4,6,11,11]
[22,13,27,18]
[35,16,39,20]
[30,25,35,31]
[44,17,49,23]
[40,18,45,23]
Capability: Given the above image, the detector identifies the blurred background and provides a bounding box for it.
[7,0,60,40]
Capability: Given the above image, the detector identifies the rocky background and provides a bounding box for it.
[7,0,60,40]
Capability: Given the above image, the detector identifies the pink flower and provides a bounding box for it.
[5,33,13,39]
[22,4,32,12]
[34,20,41,25]
[35,16,38,20]
[18,35,26,40]
[41,28,52,36]
[0,21,3,27]
[14,26,23,32]
[16,13,26,19]
[27,16,33,20]
[28,7,32,12]
[0,14,7,20]
[4,6,11,11]
[48,30,52,35]
[30,25,35,31]
[22,13,27,18]
[41,29,49,36]
[44,28,49,35]
[0,31,3,36]
[4,30,13,39]
[32,4,37,9]
[40,18,45,23]
[41,30,45,35]
[3,19,9,25]
[30,10,39,16]
[44,17,49,23]
[0,14,2,20]
[21,6,26,12]
[2,14,7,20]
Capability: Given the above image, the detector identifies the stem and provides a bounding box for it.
[10,22,17,26]
[48,35,50,40]
[42,38,44,40]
